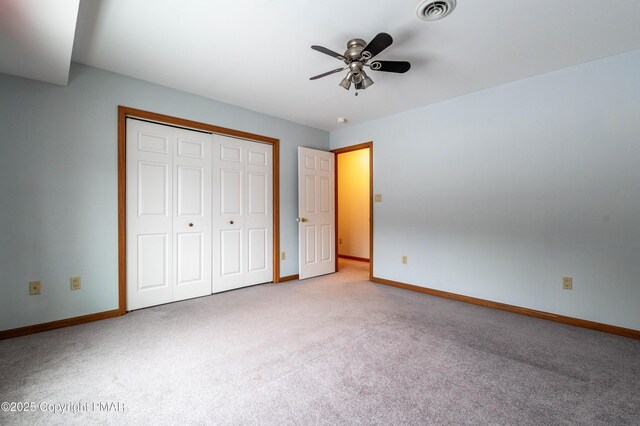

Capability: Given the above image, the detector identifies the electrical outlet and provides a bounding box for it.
[374,194,382,203]
[402,256,408,265]
[562,276,572,290]
[29,281,41,295]
[281,252,286,261]
[70,276,81,290]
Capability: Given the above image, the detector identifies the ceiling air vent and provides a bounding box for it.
[416,0,456,21]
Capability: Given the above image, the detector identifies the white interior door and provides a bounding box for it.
[212,134,273,292]
[172,127,212,301]
[212,136,245,292]
[127,120,173,310]
[298,147,335,279]
[245,141,273,286]
[127,119,212,310]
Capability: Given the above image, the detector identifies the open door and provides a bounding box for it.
[298,147,335,279]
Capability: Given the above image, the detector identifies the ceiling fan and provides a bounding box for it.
[309,32,411,94]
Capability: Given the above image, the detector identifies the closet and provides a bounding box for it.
[126,118,273,310]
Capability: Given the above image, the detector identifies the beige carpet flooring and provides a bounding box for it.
[1,259,639,425]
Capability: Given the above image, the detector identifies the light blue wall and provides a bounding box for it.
[331,49,640,330]
[0,63,328,331]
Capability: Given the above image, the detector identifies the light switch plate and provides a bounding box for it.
[375,194,382,203]
[562,276,572,290]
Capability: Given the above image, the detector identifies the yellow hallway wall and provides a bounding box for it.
[337,148,370,259]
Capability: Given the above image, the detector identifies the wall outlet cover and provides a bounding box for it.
[70,276,81,290]
[562,276,572,290]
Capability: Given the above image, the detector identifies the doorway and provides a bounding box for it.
[332,142,373,280]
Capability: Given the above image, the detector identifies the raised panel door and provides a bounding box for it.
[127,119,173,310]
[173,128,212,301]
[298,147,335,279]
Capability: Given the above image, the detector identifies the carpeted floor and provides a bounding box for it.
[1,259,639,425]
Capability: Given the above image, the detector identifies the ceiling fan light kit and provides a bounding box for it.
[310,32,411,95]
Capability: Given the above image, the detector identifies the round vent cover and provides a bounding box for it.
[416,0,457,21]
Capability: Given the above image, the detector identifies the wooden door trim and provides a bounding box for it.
[332,142,373,280]
[118,106,281,316]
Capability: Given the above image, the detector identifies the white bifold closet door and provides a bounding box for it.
[212,134,273,292]
[126,119,212,310]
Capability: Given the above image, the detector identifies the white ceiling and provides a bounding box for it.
[3,1,640,130]
[0,0,79,85]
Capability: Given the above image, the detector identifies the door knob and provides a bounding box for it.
[297,217,308,223]
[229,220,234,224]
[188,223,194,227]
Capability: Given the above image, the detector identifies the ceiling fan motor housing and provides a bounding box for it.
[345,39,366,61]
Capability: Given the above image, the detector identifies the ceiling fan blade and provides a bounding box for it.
[369,60,411,73]
[362,33,393,59]
[311,45,346,61]
[309,67,346,80]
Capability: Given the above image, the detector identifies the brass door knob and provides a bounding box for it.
[297,217,308,223]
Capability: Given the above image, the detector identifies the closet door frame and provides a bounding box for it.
[118,106,281,314]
